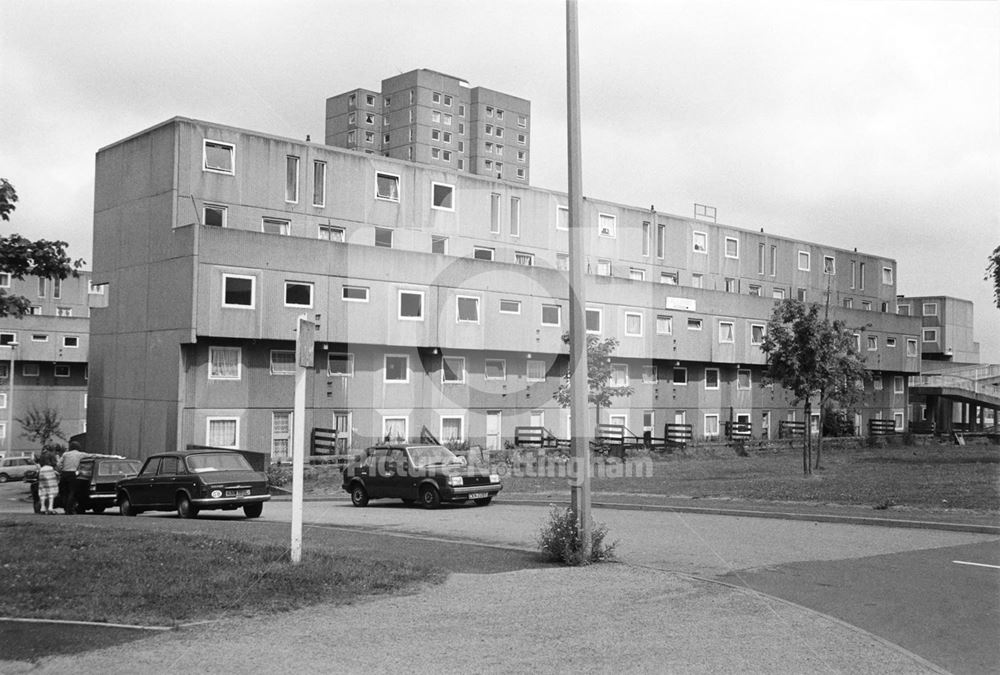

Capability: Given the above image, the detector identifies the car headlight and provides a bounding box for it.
[210,489,223,499]
[448,476,464,487]
[489,474,500,484]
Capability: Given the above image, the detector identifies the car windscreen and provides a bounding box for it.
[98,460,141,476]
[407,445,461,468]
[186,453,253,473]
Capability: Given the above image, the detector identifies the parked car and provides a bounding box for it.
[342,444,502,508]
[0,456,39,483]
[26,455,141,514]
[116,450,270,518]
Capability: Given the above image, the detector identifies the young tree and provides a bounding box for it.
[760,299,868,474]
[0,178,85,317]
[16,406,66,450]
[986,244,1000,310]
[553,334,634,430]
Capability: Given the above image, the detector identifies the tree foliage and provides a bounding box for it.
[16,406,66,449]
[553,334,634,423]
[760,299,869,474]
[987,244,1000,310]
[0,178,85,318]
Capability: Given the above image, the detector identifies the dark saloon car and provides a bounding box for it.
[30,455,141,514]
[116,450,270,519]
[342,444,502,508]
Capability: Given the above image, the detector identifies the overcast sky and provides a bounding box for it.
[2,0,998,361]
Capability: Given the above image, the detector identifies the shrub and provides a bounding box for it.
[537,506,617,566]
[267,463,292,488]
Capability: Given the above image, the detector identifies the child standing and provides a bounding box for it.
[37,460,58,515]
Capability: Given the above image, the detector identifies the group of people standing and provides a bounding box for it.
[35,441,87,514]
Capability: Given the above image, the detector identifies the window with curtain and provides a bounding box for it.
[208,418,238,447]
[209,347,241,380]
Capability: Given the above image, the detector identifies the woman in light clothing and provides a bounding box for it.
[37,460,59,515]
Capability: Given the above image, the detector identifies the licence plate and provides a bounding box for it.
[225,489,251,497]
[468,492,489,499]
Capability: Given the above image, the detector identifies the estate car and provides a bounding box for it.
[116,450,270,518]
[29,455,141,514]
[342,444,502,508]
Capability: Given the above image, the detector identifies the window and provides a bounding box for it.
[596,259,612,276]
[473,247,495,261]
[660,272,678,285]
[748,284,761,296]
[285,156,299,203]
[510,197,520,236]
[853,334,862,351]
[0,333,14,346]
[906,338,918,356]
[611,363,628,387]
[319,225,345,242]
[485,359,506,380]
[398,290,424,320]
[515,252,534,266]
[203,140,235,174]
[798,251,810,271]
[862,301,872,311]
[886,337,897,348]
[867,335,878,351]
[32,334,48,342]
[641,365,658,384]
[55,364,71,378]
[657,223,666,258]
[433,92,442,104]
[844,298,854,309]
[724,237,739,259]
[642,222,650,256]
[691,274,703,289]
[499,299,521,314]
[737,369,751,390]
[705,368,720,390]
[922,302,938,316]
[894,376,905,394]
[270,350,295,375]
[897,304,910,316]
[383,417,408,443]
[38,278,46,297]
[222,275,254,308]
[725,278,738,293]
[204,204,227,227]
[719,321,735,343]
[922,328,938,342]
[209,346,241,380]
[874,377,884,391]
[585,308,601,333]
[490,193,501,233]
[23,363,40,377]
[625,312,643,337]
[376,172,400,201]
[365,94,375,106]
[384,355,409,382]
[797,288,808,302]
[431,236,448,254]
[757,243,766,274]
[63,336,79,348]
[456,296,480,323]
[882,267,894,285]
[27,306,40,315]
[556,254,569,271]
[556,205,569,231]
[432,129,441,141]
[629,268,645,281]
[284,281,313,308]
[893,411,905,432]
[56,307,72,317]
[673,367,688,385]
[769,245,778,276]
[692,231,707,253]
[87,281,105,295]
[824,256,835,275]
[687,318,703,330]
[527,359,546,381]
[342,285,369,302]
[598,213,616,237]
[375,227,393,248]
[262,218,290,235]
[440,416,464,444]
[313,161,326,207]
[432,182,454,210]
[207,418,239,448]
[328,353,354,376]
[704,414,720,438]
[750,324,765,345]
[364,131,375,144]
[656,315,673,335]
[541,304,561,326]
[271,412,292,461]
[442,356,465,384]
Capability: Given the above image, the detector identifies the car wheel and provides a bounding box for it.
[0,473,8,483]
[91,506,106,515]
[419,486,440,509]
[350,483,369,507]
[474,497,493,506]
[119,494,137,517]
[243,502,263,519]
[177,495,199,519]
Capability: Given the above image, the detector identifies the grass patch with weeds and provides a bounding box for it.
[0,518,444,626]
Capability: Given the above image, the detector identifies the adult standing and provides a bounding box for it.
[37,459,59,514]
[56,440,86,514]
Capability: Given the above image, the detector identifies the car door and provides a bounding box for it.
[148,456,181,507]
[362,448,389,498]
[129,458,161,507]
[381,447,414,500]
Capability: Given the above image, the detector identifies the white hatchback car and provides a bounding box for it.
[0,456,39,483]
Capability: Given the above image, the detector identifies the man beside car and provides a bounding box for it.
[56,441,87,515]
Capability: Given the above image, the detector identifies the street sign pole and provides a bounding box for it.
[291,315,315,564]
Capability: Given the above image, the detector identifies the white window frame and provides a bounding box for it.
[598,213,616,238]
[208,346,242,380]
[431,182,455,211]
[656,315,673,335]
[718,321,735,344]
[737,369,752,390]
[269,350,296,375]
[374,227,393,248]
[382,416,408,444]
[750,323,766,346]
[629,267,646,281]
[922,302,938,316]
[203,139,235,175]
[398,289,425,321]
[610,363,628,387]
[596,259,612,277]
[541,304,561,327]
[687,318,703,331]
[312,160,327,207]
[22,363,40,377]
[824,256,836,275]
[556,205,569,231]
[375,172,401,202]
[641,365,658,384]
[624,311,643,337]
[204,203,228,228]
[724,237,739,259]
[206,417,240,448]
[515,252,535,266]
[285,155,300,204]
[328,352,355,377]
[499,299,521,315]
[526,359,546,382]
[440,415,465,444]
[484,358,507,381]
[262,217,290,236]
[284,281,314,308]
[473,246,495,261]
[922,328,938,343]
[222,274,256,309]
[867,335,878,351]
[342,285,369,302]
[31,334,49,343]
[319,225,345,242]
[705,368,720,390]
[798,251,811,271]
[442,356,466,384]
[882,267,894,285]
[673,367,688,385]
[456,295,481,324]
[894,376,905,394]
[54,364,71,378]
[510,197,521,236]
[906,338,918,356]
[384,354,410,383]
[63,336,80,348]
[704,414,720,439]
[585,307,602,334]
[692,231,707,253]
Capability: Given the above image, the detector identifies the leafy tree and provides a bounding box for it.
[16,406,66,450]
[987,244,1000,310]
[760,299,868,474]
[553,334,634,429]
[0,178,85,317]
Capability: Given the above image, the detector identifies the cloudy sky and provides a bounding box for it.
[2,0,998,361]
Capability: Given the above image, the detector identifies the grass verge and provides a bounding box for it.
[0,518,445,626]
